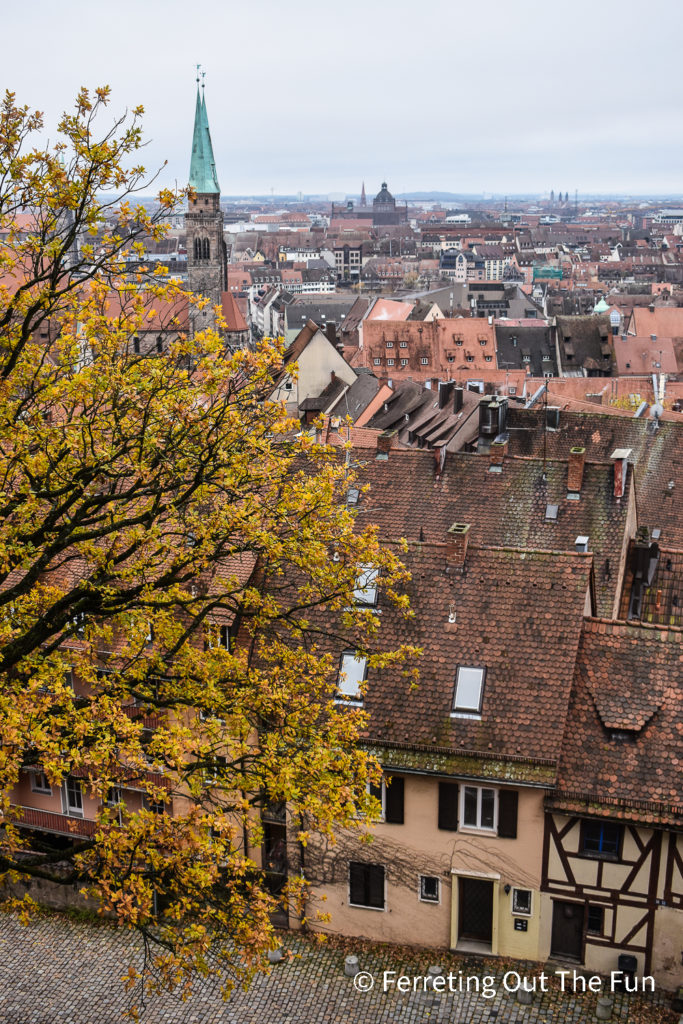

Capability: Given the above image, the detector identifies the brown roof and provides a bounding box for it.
[505,407,683,548]
[361,542,591,773]
[550,619,683,827]
[360,318,497,379]
[353,447,631,617]
[221,290,248,333]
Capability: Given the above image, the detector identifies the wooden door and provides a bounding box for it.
[551,900,583,960]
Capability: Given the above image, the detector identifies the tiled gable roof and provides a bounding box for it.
[361,543,591,772]
[551,619,683,827]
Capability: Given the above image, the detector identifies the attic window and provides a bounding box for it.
[545,504,559,521]
[336,652,367,703]
[346,487,360,506]
[451,666,485,717]
[455,339,463,346]
[354,566,378,607]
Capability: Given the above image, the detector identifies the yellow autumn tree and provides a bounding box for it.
[0,88,418,1006]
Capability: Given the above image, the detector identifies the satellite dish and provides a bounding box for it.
[651,403,664,419]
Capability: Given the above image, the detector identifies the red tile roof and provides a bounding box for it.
[352,447,631,617]
[361,542,592,773]
[221,290,248,333]
[550,619,683,827]
[505,407,683,548]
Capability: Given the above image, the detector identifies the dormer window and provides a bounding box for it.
[451,665,485,716]
[336,652,367,703]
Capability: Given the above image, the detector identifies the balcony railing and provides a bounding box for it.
[11,804,96,838]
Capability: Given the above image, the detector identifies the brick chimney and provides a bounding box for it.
[446,523,470,570]
[489,438,508,466]
[610,447,632,500]
[376,429,396,456]
[567,446,586,492]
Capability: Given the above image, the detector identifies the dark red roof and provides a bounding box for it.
[353,448,630,617]
[550,619,683,827]
[361,542,591,774]
[506,407,683,548]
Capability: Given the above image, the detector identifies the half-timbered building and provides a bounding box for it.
[543,619,683,987]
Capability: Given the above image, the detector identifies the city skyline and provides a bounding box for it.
[4,0,683,197]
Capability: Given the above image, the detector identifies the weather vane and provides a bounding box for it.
[195,63,202,84]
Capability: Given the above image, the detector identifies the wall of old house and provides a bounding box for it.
[301,774,548,960]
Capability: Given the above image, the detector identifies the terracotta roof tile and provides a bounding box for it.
[361,543,591,773]
[352,448,630,617]
[551,619,683,827]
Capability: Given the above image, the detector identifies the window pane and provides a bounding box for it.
[512,888,531,914]
[463,787,478,826]
[481,789,495,829]
[420,875,439,901]
[338,654,367,700]
[454,667,484,711]
[354,566,378,606]
[67,779,82,810]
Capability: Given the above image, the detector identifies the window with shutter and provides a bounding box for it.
[438,782,459,830]
[349,862,385,909]
[385,776,404,824]
[498,789,518,838]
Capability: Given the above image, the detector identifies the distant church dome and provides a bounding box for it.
[374,182,394,204]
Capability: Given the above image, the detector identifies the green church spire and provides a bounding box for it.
[189,80,220,195]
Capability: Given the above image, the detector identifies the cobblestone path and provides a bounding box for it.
[0,915,676,1023]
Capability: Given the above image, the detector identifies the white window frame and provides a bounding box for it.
[512,887,532,916]
[366,778,386,821]
[354,565,378,607]
[336,652,367,704]
[31,771,51,795]
[460,784,498,832]
[63,778,84,818]
[419,874,441,904]
[451,665,485,717]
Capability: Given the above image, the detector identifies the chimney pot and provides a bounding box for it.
[446,523,470,570]
[567,446,586,492]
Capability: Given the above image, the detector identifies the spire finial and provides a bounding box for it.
[195,63,201,85]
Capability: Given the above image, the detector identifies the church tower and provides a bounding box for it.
[186,76,226,330]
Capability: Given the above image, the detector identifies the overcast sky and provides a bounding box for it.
[4,0,683,198]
